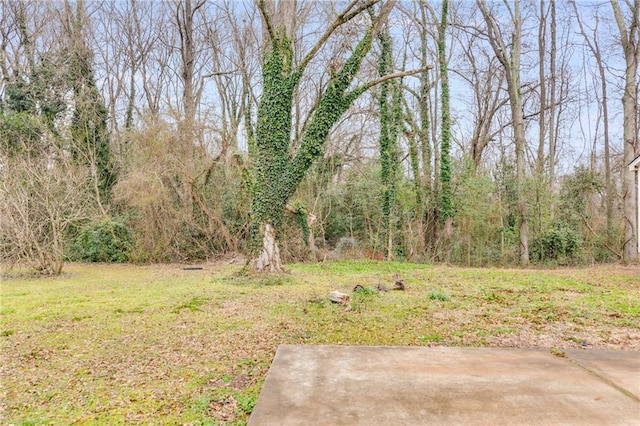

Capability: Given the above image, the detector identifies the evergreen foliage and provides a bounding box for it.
[438,0,453,224]
[68,219,134,263]
[376,27,402,259]
[0,111,45,156]
[67,47,115,200]
[558,166,603,229]
[532,224,583,264]
[292,201,310,246]
[321,164,381,249]
[1,38,114,199]
[251,16,380,267]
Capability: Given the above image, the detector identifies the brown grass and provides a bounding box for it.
[1,261,639,424]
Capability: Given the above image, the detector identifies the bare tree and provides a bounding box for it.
[611,0,639,263]
[477,0,529,265]
[1,146,91,275]
[536,0,548,177]
[396,0,439,258]
[571,1,615,244]
[175,0,206,141]
[452,20,508,170]
[547,0,558,184]
[203,1,261,160]
[1,1,60,101]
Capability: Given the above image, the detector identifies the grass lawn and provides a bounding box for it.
[2,260,639,424]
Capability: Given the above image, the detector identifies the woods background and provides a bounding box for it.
[1,0,638,274]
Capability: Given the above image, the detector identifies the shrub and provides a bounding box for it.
[532,224,583,264]
[0,154,91,275]
[68,219,133,263]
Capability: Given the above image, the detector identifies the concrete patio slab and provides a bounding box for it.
[248,345,640,426]
[565,349,640,400]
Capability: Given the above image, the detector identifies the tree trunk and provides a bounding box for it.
[478,0,529,265]
[250,1,401,272]
[548,0,557,185]
[611,0,639,263]
[254,223,283,273]
[416,1,433,254]
[537,0,547,177]
[438,0,453,260]
[377,26,401,261]
[307,226,318,262]
[573,1,613,243]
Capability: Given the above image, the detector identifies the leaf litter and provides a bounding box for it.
[1,262,638,424]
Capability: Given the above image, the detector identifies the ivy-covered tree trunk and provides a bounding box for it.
[413,0,434,257]
[250,1,402,271]
[65,0,115,211]
[377,28,402,260]
[438,0,453,260]
[3,0,114,213]
[251,31,296,272]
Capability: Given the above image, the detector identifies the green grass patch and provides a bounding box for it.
[220,272,294,287]
[428,290,451,301]
[1,261,638,424]
[173,296,211,313]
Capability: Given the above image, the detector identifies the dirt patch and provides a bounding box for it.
[209,253,248,266]
[228,374,251,389]
[483,324,640,350]
[205,374,251,390]
[207,395,238,422]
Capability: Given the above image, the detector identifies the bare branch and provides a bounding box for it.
[349,66,432,100]
[256,0,275,44]
[296,0,381,79]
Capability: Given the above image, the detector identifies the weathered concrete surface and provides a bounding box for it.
[565,349,640,400]
[248,346,640,426]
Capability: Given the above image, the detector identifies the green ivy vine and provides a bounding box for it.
[438,0,453,224]
[251,22,376,251]
[292,200,310,245]
[377,26,402,258]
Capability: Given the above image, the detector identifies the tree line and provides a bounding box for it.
[1,0,638,275]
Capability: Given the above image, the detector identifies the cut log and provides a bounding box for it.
[329,290,350,304]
